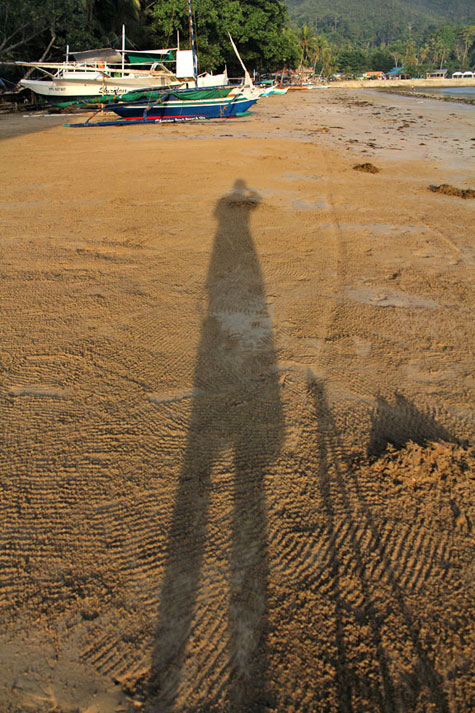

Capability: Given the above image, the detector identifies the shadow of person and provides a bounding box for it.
[147,180,284,712]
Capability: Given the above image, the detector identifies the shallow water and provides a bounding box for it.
[413,85,475,101]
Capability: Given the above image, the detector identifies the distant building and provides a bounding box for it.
[462,70,474,78]
[361,71,385,80]
[386,67,410,79]
[426,69,448,79]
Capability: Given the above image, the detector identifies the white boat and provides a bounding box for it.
[19,61,181,100]
[19,63,232,101]
[17,21,258,105]
[18,51,245,104]
[17,43,231,101]
[16,19,231,104]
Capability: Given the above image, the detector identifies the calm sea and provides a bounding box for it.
[417,86,475,101]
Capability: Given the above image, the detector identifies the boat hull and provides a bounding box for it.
[110,95,258,120]
[20,72,231,102]
[20,74,178,100]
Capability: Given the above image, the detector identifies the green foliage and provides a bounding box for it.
[336,48,368,74]
[369,49,394,72]
[0,0,145,61]
[0,0,96,61]
[149,0,299,73]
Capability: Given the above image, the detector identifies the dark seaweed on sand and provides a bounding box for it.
[353,163,380,174]
[429,184,475,199]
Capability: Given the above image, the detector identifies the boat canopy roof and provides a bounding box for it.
[126,49,176,64]
[70,48,176,65]
[71,48,124,63]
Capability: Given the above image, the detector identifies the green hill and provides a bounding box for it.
[285,0,475,45]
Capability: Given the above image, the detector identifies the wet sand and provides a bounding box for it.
[1,90,474,713]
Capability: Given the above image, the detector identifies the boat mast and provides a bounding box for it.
[187,0,198,86]
[121,25,125,73]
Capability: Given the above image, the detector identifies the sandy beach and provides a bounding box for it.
[1,89,474,713]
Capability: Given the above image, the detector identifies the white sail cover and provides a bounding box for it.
[197,71,228,87]
[176,50,194,78]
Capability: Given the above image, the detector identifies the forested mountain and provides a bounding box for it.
[285,0,475,46]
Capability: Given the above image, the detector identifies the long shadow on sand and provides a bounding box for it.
[147,180,284,712]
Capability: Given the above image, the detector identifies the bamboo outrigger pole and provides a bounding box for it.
[121,25,125,73]
[228,33,252,86]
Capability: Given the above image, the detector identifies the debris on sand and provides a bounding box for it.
[348,100,373,107]
[428,184,475,199]
[353,162,380,174]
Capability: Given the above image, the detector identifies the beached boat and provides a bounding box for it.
[18,0,261,108]
[108,91,258,122]
[113,85,234,104]
[105,25,262,122]
[18,60,180,101]
[287,83,318,90]
[65,3,262,126]
[259,85,289,96]
[16,23,230,104]
[16,50,231,102]
[47,80,236,108]
[17,53,242,104]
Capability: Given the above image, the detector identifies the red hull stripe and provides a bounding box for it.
[120,114,236,121]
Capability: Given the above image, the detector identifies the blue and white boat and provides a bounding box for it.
[109,91,258,121]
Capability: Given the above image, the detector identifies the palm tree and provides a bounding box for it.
[314,34,334,77]
[388,40,405,68]
[297,24,318,69]
[458,25,475,69]
[404,39,417,66]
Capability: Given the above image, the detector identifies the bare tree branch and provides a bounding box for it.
[22,32,57,79]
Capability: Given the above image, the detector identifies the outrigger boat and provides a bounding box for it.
[65,2,262,127]
[16,51,230,103]
[18,57,180,101]
[108,89,258,122]
[15,25,230,104]
[65,84,259,127]
[259,85,289,96]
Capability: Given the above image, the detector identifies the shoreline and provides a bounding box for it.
[373,85,475,105]
[326,76,475,89]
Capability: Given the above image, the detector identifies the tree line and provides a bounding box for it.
[1,0,474,80]
[298,23,475,77]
